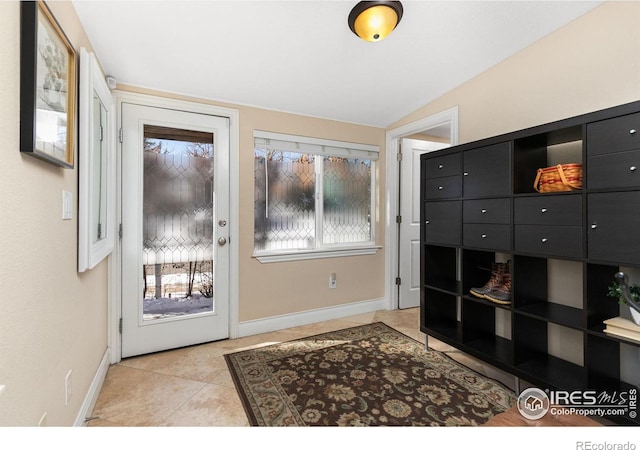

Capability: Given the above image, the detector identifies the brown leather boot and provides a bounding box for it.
[484,272,512,305]
[470,263,506,299]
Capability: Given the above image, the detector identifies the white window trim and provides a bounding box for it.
[253,130,379,160]
[253,130,380,263]
[254,245,382,263]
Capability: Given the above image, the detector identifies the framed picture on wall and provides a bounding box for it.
[20,0,77,169]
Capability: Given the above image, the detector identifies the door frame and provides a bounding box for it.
[384,106,459,310]
[109,91,240,363]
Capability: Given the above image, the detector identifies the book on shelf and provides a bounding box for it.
[603,316,640,342]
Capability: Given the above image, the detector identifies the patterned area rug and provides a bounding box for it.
[224,322,516,426]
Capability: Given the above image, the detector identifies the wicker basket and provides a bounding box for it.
[533,163,583,193]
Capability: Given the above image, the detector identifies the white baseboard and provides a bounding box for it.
[238,297,389,338]
[75,347,111,426]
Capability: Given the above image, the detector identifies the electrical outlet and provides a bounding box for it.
[65,370,72,406]
[329,273,336,289]
[38,412,47,427]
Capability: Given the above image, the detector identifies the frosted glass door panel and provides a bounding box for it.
[142,125,214,321]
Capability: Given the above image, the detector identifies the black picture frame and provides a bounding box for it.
[20,0,77,169]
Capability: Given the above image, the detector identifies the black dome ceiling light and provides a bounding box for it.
[348,1,403,43]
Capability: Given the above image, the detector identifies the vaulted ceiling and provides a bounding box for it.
[72,1,603,128]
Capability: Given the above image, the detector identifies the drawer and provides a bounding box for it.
[587,150,640,190]
[463,142,511,197]
[463,198,511,224]
[424,175,461,199]
[424,152,461,179]
[515,225,582,258]
[463,224,511,251]
[514,195,582,226]
[424,201,461,246]
[587,112,640,156]
[588,192,640,265]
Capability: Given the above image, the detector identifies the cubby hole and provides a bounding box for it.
[461,301,513,369]
[421,288,461,345]
[461,249,511,308]
[513,315,587,391]
[423,245,459,293]
[586,334,640,425]
[513,256,584,329]
[513,126,583,194]
[586,263,620,331]
[587,264,640,332]
[586,333,621,388]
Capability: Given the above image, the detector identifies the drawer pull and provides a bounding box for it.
[438,186,444,190]
[631,166,637,172]
[481,234,487,239]
[425,220,430,224]
[481,209,487,214]
[541,238,548,243]
[630,129,637,135]
[438,164,444,169]
[541,208,547,213]
[591,223,597,229]
[463,172,469,176]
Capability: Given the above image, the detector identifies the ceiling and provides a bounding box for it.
[71,1,603,128]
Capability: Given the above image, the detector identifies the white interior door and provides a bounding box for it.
[398,138,450,309]
[121,103,230,357]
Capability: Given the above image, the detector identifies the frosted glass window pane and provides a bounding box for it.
[253,136,376,255]
[254,149,316,251]
[323,157,371,244]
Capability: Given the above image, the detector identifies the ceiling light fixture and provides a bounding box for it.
[348,1,403,43]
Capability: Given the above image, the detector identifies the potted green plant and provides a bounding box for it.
[607,281,640,325]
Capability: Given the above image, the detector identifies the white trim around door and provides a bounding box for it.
[109,90,240,363]
[384,107,459,311]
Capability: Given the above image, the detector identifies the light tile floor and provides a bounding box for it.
[87,307,517,427]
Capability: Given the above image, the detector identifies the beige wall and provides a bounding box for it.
[390,1,640,143]
[0,1,107,426]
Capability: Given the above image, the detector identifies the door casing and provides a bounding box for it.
[385,107,459,311]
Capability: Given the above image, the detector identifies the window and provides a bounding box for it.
[253,131,380,262]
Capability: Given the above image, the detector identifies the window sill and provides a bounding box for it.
[253,245,382,263]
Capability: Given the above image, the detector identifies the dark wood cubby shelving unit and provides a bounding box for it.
[420,100,640,425]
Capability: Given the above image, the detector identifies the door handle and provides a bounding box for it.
[218,237,227,246]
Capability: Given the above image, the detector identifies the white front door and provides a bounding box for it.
[398,138,450,309]
[120,103,230,357]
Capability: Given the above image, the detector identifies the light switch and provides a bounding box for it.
[62,191,72,220]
